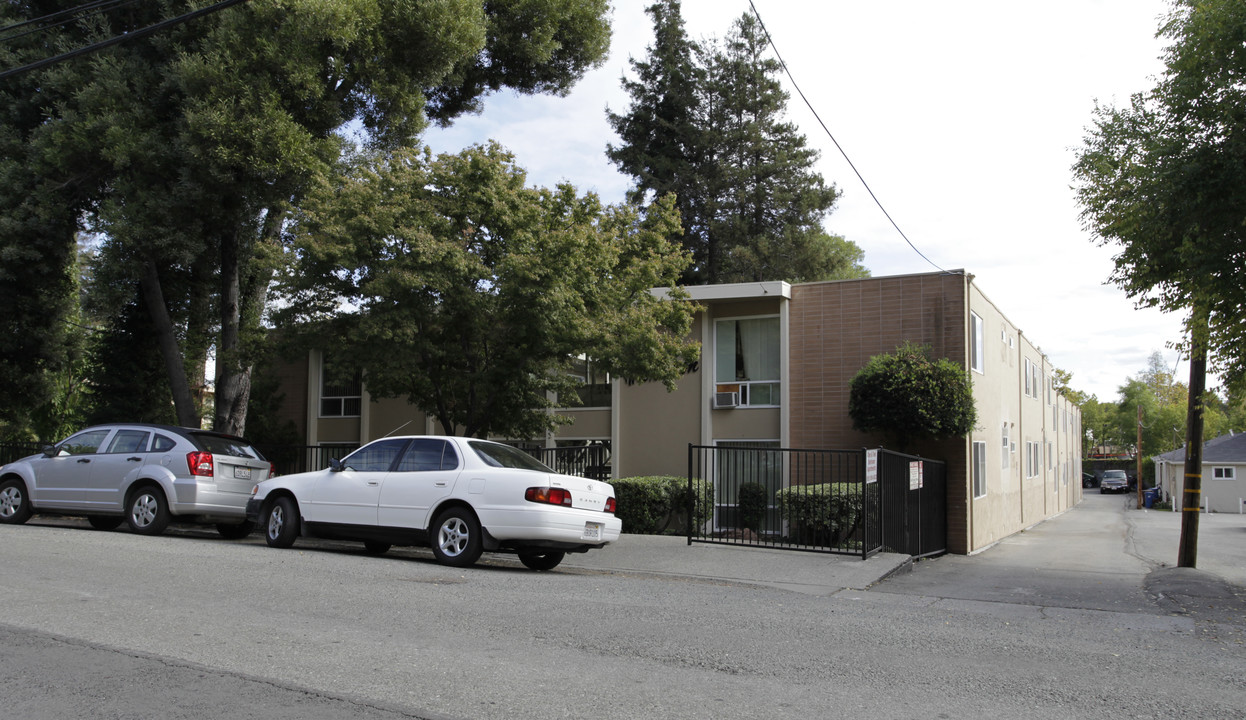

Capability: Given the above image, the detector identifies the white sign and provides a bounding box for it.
[909,461,924,490]
[866,449,879,484]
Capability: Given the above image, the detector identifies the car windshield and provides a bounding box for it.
[469,441,553,473]
[1104,471,1126,479]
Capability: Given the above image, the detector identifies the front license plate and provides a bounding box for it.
[582,522,603,541]
[233,467,251,480]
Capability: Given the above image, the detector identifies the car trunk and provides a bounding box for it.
[548,473,614,513]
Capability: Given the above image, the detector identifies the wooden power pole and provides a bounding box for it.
[1178,308,1209,568]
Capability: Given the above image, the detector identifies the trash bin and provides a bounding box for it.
[1143,489,1158,508]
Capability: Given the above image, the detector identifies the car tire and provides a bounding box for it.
[518,550,565,571]
[0,478,32,525]
[126,486,170,535]
[87,516,123,531]
[1100,488,1106,494]
[216,520,255,540]
[264,496,299,548]
[363,540,391,555]
[430,507,483,568]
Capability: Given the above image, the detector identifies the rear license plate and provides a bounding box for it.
[233,467,251,480]
[582,522,603,541]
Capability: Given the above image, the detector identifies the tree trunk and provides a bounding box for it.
[139,260,198,427]
[214,229,246,436]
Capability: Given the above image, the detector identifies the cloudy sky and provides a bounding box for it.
[425,0,1189,401]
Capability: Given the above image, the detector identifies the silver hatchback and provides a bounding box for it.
[0,423,270,538]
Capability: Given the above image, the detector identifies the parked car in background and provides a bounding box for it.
[247,436,621,570]
[0,424,270,538]
[1099,469,1129,494]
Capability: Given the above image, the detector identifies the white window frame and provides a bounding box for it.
[319,357,362,418]
[1212,466,1236,480]
[972,441,988,498]
[970,312,984,374]
[714,315,781,408]
[1001,422,1010,471]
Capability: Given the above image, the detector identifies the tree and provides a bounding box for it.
[0,0,611,435]
[1073,0,1246,566]
[277,143,699,439]
[848,343,977,452]
[608,3,865,284]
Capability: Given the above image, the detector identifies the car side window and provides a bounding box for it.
[395,439,459,472]
[58,429,111,456]
[106,430,151,454]
[152,434,177,453]
[341,438,409,473]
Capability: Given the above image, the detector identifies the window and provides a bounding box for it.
[1023,358,1040,399]
[320,354,362,417]
[57,429,111,456]
[152,434,177,453]
[341,439,408,472]
[970,312,983,374]
[715,317,780,407]
[972,441,987,498]
[1212,467,1236,480]
[715,441,782,531]
[1001,423,1010,470]
[1025,441,1039,478]
[396,438,459,472]
[107,430,150,454]
[567,356,611,408]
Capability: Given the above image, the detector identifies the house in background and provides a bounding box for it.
[1153,432,1246,513]
[264,269,1082,554]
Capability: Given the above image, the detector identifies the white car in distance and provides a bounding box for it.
[246,436,621,570]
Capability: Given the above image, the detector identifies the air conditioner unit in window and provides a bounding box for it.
[713,391,739,409]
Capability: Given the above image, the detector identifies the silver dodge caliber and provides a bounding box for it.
[0,423,271,538]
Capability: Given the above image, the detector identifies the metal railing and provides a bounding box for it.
[532,444,611,481]
[0,441,43,466]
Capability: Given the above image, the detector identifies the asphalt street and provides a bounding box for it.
[0,491,1242,719]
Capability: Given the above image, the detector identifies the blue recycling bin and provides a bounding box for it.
[1143,489,1158,508]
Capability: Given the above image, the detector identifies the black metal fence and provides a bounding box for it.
[252,442,610,480]
[0,441,43,466]
[257,444,358,476]
[687,445,946,559]
[532,444,610,481]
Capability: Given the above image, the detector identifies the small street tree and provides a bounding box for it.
[848,343,977,452]
[277,143,699,439]
[1073,0,1246,566]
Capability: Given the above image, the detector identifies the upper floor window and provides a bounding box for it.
[1024,358,1039,399]
[715,316,780,407]
[970,312,984,374]
[320,354,362,418]
[567,356,612,408]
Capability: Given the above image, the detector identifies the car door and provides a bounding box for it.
[30,428,114,509]
[83,429,152,512]
[377,438,461,530]
[302,438,410,527]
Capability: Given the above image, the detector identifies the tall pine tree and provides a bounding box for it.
[608,3,866,285]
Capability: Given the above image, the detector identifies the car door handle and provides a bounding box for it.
[367,481,379,486]
[127,456,142,462]
[435,482,447,487]
[76,458,90,464]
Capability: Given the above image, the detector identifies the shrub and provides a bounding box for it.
[737,481,767,532]
[612,475,713,534]
[774,483,866,546]
[849,342,977,451]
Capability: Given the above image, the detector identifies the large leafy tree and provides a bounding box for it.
[1073,0,1246,565]
[848,343,977,452]
[278,143,699,439]
[608,2,865,285]
[0,0,610,435]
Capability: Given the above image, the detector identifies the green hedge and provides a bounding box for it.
[612,475,713,534]
[774,483,867,546]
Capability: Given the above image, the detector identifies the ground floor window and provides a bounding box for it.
[715,440,781,532]
[1212,466,1236,480]
[972,441,987,498]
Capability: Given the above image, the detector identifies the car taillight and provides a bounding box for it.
[187,452,214,477]
[605,497,616,514]
[525,486,573,507]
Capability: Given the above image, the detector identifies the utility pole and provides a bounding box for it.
[1136,404,1143,509]
[1178,307,1209,568]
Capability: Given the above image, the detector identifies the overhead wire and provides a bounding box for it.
[0,0,250,80]
[746,0,948,274]
[0,0,144,41]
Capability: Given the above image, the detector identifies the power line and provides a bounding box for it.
[747,0,947,273]
[0,0,250,81]
[0,0,143,41]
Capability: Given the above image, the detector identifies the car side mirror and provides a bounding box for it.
[328,458,345,472]
[41,445,57,458]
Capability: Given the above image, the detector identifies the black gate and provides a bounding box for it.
[687,445,946,558]
[875,448,946,557]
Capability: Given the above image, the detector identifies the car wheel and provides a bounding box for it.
[0,478,32,525]
[363,540,391,555]
[430,507,483,568]
[87,516,123,531]
[264,496,299,548]
[126,486,170,535]
[518,550,565,571]
[216,520,255,540]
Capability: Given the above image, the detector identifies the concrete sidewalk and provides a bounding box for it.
[559,494,1246,598]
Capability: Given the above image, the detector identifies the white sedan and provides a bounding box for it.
[246,436,621,570]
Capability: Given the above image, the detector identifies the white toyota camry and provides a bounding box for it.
[246,436,621,570]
